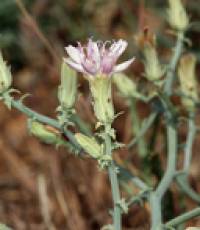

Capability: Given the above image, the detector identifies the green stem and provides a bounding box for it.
[150,119,177,229]
[150,193,162,230]
[156,123,177,199]
[165,207,200,228]
[6,97,82,151]
[176,173,200,203]
[105,131,121,230]
[164,31,184,95]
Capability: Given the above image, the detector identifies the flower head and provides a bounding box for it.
[64,39,135,78]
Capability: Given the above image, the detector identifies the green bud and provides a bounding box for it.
[0,52,12,94]
[28,120,65,146]
[75,133,102,158]
[113,73,138,98]
[89,76,114,124]
[167,0,189,31]
[58,62,77,110]
[143,45,164,83]
[178,54,198,112]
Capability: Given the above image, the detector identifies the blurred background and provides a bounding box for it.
[0,0,200,229]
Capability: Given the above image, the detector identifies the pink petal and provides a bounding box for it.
[112,57,135,73]
[100,55,115,74]
[65,45,82,63]
[83,59,99,75]
[112,40,128,59]
[87,39,100,66]
[63,58,85,73]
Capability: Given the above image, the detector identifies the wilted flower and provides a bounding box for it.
[64,38,135,78]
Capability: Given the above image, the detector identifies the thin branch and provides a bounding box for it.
[164,31,185,95]
[155,121,177,199]
[165,207,200,228]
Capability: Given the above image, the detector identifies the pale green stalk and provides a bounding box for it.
[2,94,81,151]
[165,207,200,228]
[164,31,184,95]
[105,131,121,230]
[156,123,177,199]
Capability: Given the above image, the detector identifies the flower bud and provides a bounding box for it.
[178,54,198,112]
[28,120,65,146]
[143,45,164,83]
[89,76,114,124]
[113,73,138,98]
[58,62,77,110]
[135,29,164,83]
[167,0,189,31]
[0,52,12,94]
[75,133,102,159]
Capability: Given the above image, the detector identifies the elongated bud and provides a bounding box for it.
[75,133,102,158]
[135,29,164,83]
[178,54,198,112]
[89,76,114,124]
[143,45,164,83]
[28,120,65,146]
[113,73,138,98]
[0,52,12,94]
[58,62,77,110]
[167,0,189,31]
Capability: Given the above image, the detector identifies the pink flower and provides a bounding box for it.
[64,39,135,77]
